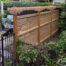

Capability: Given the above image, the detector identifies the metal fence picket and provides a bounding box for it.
[1,30,14,66]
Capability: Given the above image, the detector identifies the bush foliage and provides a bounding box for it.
[16,40,58,66]
[58,3,66,32]
[0,2,61,10]
[16,34,66,66]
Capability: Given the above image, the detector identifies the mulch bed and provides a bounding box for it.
[44,33,59,43]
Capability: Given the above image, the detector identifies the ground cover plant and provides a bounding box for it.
[16,34,66,66]
[16,40,58,66]
[58,3,66,32]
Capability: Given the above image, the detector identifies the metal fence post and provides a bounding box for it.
[1,35,4,66]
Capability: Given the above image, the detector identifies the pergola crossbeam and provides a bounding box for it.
[8,6,58,15]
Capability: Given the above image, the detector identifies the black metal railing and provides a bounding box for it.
[0,29,14,66]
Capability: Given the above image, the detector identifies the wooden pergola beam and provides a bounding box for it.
[8,6,58,15]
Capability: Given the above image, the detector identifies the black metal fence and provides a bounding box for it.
[0,29,14,66]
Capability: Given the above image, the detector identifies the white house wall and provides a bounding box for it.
[53,0,65,3]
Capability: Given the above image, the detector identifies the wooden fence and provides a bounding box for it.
[8,6,59,62]
[17,10,59,45]
[8,6,59,45]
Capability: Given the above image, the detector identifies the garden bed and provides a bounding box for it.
[44,33,59,43]
[15,29,66,66]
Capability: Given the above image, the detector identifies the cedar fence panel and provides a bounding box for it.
[17,10,59,45]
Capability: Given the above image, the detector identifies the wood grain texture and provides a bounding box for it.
[13,15,18,62]
[8,6,59,15]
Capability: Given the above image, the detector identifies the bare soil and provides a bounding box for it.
[44,33,59,43]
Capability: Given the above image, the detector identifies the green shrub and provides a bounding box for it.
[41,42,59,65]
[19,49,38,63]
[16,40,59,66]
[58,39,66,54]
[0,14,2,19]
[0,1,54,10]
[16,37,66,65]
[4,10,9,17]
[3,1,40,10]
[39,3,53,6]
[52,3,66,32]
[60,11,66,19]
[59,30,66,39]
[58,30,66,53]
[2,1,66,9]
[57,58,66,65]
[4,1,23,10]
[16,40,38,64]
[58,3,66,31]
[58,19,66,31]
[61,3,66,10]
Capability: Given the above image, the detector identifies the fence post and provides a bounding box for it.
[1,35,4,66]
[50,9,53,36]
[37,11,40,45]
[13,15,18,62]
